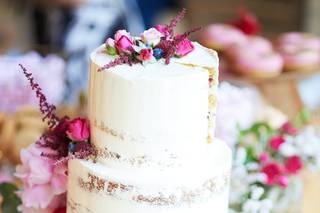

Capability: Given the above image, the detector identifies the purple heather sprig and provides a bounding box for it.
[19,64,94,161]
[19,64,60,129]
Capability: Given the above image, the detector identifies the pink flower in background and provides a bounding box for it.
[19,184,55,209]
[259,152,269,163]
[281,122,298,135]
[285,156,303,174]
[67,118,90,141]
[175,37,194,56]
[269,136,285,151]
[261,162,283,185]
[141,28,163,46]
[139,49,153,61]
[15,145,53,186]
[114,30,133,53]
[278,175,289,188]
[15,143,68,212]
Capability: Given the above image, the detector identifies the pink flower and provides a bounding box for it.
[66,118,90,141]
[259,152,269,163]
[19,184,56,209]
[15,144,53,187]
[285,156,303,174]
[269,135,285,151]
[175,37,195,56]
[281,122,298,135]
[114,30,133,53]
[106,38,115,47]
[139,49,153,61]
[18,194,65,213]
[278,175,289,188]
[261,162,283,185]
[155,24,169,36]
[15,143,68,211]
[114,30,131,41]
[141,28,163,46]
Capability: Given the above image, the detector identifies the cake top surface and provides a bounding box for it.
[91,42,219,74]
[91,8,219,77]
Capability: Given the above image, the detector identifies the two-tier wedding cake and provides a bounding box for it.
[67,10,231,213]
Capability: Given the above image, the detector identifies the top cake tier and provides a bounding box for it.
[89,42,219,170]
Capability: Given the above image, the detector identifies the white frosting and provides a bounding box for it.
[89,43,219,169]
[67,139,231,213]
[67,41,230,213]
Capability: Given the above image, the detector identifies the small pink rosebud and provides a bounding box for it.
[277,175,289,188]
[259,152,269,163]
[139,48,153,61]
[285,155,303,174]
[114,30,133,53]
[115,35,134,53]
[175,36,195,56]
[67,118,90,141]
[114,30,131,41]
[281,122,298,135]
[106,38,115,47]
[269,135,285,151]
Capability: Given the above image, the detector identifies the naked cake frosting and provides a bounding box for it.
[67,9,232,213]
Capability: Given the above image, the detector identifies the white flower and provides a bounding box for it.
[279,143,298,157]
[243,199,260,212]
[250,186,264,200]
[235,147,247,165]
[141,27,163,46]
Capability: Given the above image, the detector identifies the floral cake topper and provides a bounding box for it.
[98,8,201,71]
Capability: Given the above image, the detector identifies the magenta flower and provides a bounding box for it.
[66,118,90,141]
[259,152,269,163]
[175,37,194,56]
[114,30,133,53]
[261,162,284,185]
[139,49,153,61]
[277,175,289,188]
[281,122,298,135]
[285,155,303,174]
[269,135,285,151]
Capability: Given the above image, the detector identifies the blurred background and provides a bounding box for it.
[0,0,319,213]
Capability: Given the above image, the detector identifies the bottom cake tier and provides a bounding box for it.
[67,138,231,213]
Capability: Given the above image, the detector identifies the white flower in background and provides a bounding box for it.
[279,142,298,157]
[215,82,261,147]
[141,28,163,46]
[246,162,260,171]
[234,147,247,166]
[243,199,261,213]
[247,173,267,184]
[250,186,264,200]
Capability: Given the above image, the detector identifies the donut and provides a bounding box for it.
[198,24,247,52]
[275,32,320,72]
[227,36,284,78]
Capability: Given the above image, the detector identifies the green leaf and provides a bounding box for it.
[106,45,118,56]
[0,183,21,213]
[294,108,311,127]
